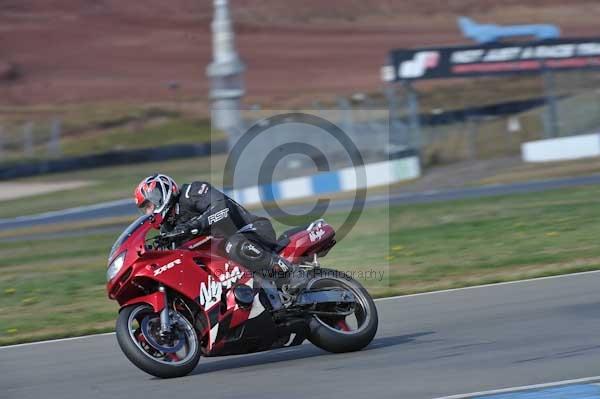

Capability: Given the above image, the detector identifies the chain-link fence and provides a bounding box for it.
[386,70,600,165]
[0,119,63,163]
[0,107,209,166]
[5,69,600,171]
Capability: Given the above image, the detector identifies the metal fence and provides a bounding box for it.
[4,70,600,172]
[0,119,63,163]
[386,70,600,165]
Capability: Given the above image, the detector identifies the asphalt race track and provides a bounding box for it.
[4,271,600,399]
[3,173,600,231]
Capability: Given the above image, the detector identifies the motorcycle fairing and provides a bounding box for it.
[108,216,335,358]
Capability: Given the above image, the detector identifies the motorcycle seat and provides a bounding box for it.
[274,224,310,252]
[277,225,309,241]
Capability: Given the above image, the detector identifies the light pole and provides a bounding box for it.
[207,0,245,146]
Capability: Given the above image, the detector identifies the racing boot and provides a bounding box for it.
[269,254,308,295]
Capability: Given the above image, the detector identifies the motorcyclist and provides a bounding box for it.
[133,174,306,293]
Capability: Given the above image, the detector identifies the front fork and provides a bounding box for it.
[158,285,171,334]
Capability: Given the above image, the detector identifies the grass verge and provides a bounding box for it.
[2,184,600,345]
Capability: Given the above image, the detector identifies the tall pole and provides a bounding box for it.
[402,81,422,149]
[0,126,4,162]
[385,83,407,150]
[542,66,560,138]
[207,0,245,146]
[48,118,62,157]
[23,121,34,158]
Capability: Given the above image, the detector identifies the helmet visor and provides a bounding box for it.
[137,200,156,216]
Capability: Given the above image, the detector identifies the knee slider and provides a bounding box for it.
[240,241,264,260]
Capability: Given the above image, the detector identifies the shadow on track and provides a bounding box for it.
[190,332,434,376]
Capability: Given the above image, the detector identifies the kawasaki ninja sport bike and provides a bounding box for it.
[106,214,378,378]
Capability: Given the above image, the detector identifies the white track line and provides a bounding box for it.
[2,269,600,350]
[376,269,600,302]
[0,198,133,225]
[0,332,116,350]
[433,376,600,399]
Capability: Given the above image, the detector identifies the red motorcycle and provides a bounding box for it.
[106,214,378,378]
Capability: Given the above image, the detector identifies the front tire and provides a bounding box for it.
[306,268,378,353]
[116,304,201,378]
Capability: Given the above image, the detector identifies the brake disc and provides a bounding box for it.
[141,316,185,353]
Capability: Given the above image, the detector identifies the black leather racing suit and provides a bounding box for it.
[163,181,292,274]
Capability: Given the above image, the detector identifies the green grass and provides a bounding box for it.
[2,184,600,345]
[58,117,219,157]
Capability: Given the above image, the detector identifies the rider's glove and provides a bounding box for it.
[169,226,189,237]
[178,217,207,237]
[156,217,207,247]
[156,227,188,247]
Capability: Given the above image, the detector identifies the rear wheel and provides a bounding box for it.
[115,304,201,378]
[306,268,378,353]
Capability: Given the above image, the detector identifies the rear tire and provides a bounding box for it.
[116,304,201,378]
[306,268,378,353]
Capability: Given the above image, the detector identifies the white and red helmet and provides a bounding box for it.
[134,174,179,216]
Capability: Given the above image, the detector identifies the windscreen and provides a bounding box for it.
[108,215,151,261]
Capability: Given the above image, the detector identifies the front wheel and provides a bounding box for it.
[306,268,378,353]
[115,304,201,378]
